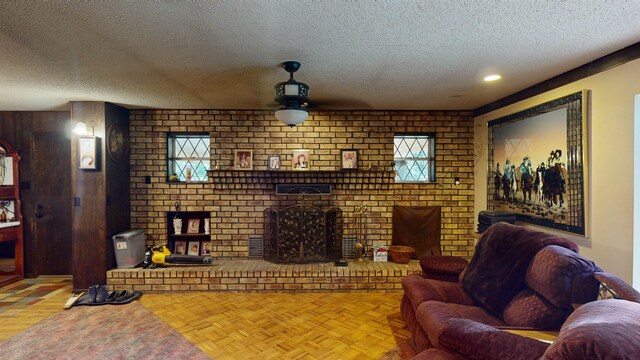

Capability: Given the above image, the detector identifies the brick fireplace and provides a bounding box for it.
[120,109,476,292]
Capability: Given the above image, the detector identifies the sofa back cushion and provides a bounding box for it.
[502,245,601,328]
[503,289,570,328]
[525,245,601,308]
[542,299,640,359]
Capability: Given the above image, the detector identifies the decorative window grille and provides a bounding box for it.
[167,133,210,182]
[393,134,436,182]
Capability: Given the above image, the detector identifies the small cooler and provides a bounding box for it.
[112,229,146,268]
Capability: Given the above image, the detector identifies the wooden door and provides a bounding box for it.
[31,133,72,275]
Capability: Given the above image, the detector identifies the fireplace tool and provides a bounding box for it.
[353,203,369,263]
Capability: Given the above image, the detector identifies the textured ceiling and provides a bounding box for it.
[1,1,639,112]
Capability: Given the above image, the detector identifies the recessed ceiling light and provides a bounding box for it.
[484,74,502,82]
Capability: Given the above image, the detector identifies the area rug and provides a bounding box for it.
[379,337,417,360]
[0,278,71,315]
[0,301,210,360]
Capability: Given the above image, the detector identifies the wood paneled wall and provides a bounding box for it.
[71,102,130,291]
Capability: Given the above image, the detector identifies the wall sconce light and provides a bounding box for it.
[72,121,94,136]
[454,177,461,186]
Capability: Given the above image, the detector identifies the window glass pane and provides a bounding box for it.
[394,134,434,182]
[168,134,210,182]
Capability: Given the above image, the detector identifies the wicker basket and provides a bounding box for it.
[389,245,414,264]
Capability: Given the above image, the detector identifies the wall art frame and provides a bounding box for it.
[78,136,99,170]
[487,90,589,236]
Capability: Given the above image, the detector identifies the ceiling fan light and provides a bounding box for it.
[275,109,308,127]
[285,84,300,96]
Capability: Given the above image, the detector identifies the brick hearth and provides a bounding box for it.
[107,259,421,293]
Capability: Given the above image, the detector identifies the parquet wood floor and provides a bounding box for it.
[140,292,411,360]
[2,278,412,359]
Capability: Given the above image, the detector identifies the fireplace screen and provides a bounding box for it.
[264,205,342,263]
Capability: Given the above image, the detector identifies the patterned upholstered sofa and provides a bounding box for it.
[401,223,605,353]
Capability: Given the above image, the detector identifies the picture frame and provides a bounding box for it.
[487,90,588,236]
[292,150,310,171]
[267,155,281,170]
[78,136,98,170]
[174,241,187,255]
[186,219,200,234]
[187,241,200,256]
[201,242,212,255]
[341,149,358,170]
[234,149,253,170]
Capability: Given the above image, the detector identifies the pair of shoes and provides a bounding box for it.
[95,285,110,303]
[105,290,141,304]
[87,284,99,303]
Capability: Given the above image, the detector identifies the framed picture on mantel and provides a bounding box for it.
[292,150,309,170]
[341,149,358,170]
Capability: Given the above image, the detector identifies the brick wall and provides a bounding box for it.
[129,109,476,259]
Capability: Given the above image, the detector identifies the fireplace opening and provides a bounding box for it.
[264,205,342,263]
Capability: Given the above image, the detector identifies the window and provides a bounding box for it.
[167,134,210,182]
[393,134,435,182]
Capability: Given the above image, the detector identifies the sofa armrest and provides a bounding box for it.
[594,272,640,302]
[437,318,549,360]
[420,256,469,282]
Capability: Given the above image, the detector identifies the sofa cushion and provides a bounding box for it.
[542,300,640,360]
[437,318,549,360]
[415,301,506,348]
[462,223,578,316]
[412,349,462,360]
[525,245,601,309]
[502,288,570,329]
[402,274,474,310]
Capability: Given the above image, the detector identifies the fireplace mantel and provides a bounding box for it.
[207,169,394,190]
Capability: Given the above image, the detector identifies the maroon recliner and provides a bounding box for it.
[413,298,640,360]
[401,223,602,353]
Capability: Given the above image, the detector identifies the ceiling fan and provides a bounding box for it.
[274,61,311,126]
[272,61,373,126]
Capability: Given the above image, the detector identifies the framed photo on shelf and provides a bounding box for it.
[267,155,281,170]
[187,219,200,234]
[234,149,253,170]
[292,149,310,170]
[201,242,212,255]
[174,241,187,255]
[341,149,358,170]
[187,241,200,256]
[78,136,98,170]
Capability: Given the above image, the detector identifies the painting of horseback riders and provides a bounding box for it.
[487,91,587,235]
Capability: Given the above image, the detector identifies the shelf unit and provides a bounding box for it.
[0,140,23,287]
[167,211,211,256]
[207,169,395,190]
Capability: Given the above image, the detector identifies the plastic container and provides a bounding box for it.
[112,229,146,268]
